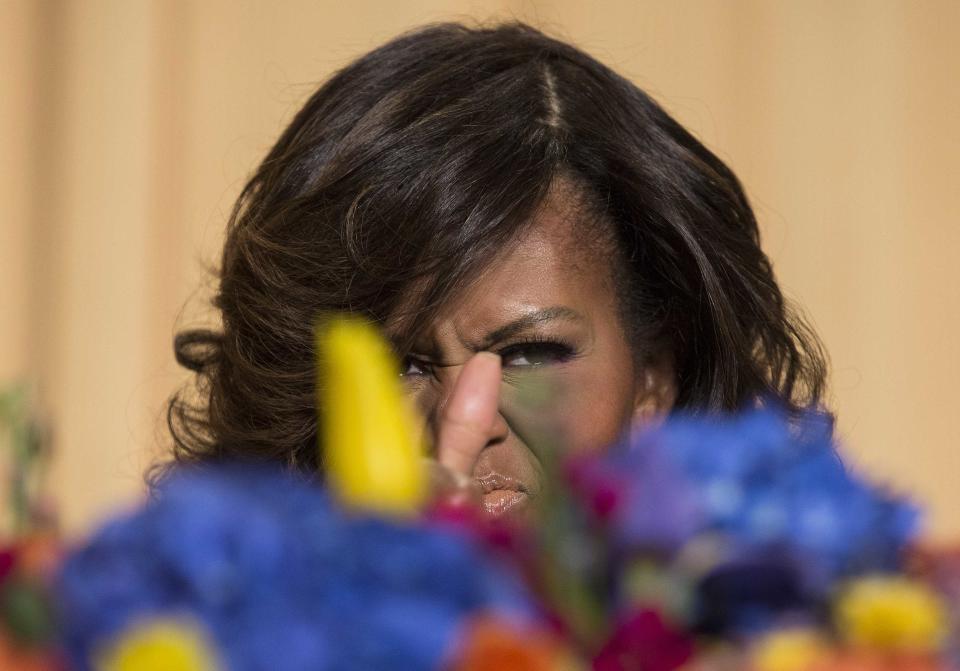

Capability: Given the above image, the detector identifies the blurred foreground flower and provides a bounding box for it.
[57,466,536,671]
[449,615,579,671]
[93,617,219,671]
[569,408,919,639]
[611,409,916,581]
[749,628,828,671]
[835,576,948,653]
[316,315,426,516]
[593,609,694,671]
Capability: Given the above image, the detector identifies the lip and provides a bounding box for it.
[475,473,527,494]
[481,490,528,517]
[475,473,530,518]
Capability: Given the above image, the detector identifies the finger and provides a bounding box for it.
[436,351,501,475]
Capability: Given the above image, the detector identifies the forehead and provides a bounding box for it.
[435,182,617,328]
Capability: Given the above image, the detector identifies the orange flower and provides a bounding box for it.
[451,616,581,671]
[0,629,61,671]
[16,532,61,581]
[807,649,947,671]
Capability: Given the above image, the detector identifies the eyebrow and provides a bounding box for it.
[473,306,585,352]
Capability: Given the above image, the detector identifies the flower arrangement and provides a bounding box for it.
[0,387,61,669]
[3,318,959,670]
[56,466,539,671]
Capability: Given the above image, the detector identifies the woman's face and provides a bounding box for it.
[390,183,676,518]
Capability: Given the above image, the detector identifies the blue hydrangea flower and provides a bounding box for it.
[573,407,920,637]
[56,465,536,671]
[603,407,918,584]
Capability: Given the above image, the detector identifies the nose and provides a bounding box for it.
[485,406,510,445]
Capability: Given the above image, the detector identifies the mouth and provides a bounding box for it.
[475,473,530,518]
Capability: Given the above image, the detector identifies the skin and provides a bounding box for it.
[389,180,677,518]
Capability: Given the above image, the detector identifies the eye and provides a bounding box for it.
[399,356,431,378]
[498,340,575,368]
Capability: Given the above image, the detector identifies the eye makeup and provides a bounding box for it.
[396,305,587,383]
[399,333,579,379]
[497,334,578,368]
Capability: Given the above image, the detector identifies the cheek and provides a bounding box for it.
[499,357,637,455]
[556,361,636,452]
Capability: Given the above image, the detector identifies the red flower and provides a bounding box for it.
[593,609,694,671]
[0,546,18,586]
[563,456,623,523]
[425,500,539,578]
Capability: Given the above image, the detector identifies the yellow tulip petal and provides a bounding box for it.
[94,617,219,671]
[316,315,426,516]
[751,628,828,671]
[835,575,948,653]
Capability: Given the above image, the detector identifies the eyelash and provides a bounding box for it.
[399,336,577,378]
[498,335,576,367]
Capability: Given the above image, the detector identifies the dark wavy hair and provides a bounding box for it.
[166,21,829,474]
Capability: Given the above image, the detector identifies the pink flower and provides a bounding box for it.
[593,609,694,671]
[0,546,18,585]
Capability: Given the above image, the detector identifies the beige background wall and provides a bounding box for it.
[2,0,958,537]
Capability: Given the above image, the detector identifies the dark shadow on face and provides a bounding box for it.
[389,178,677,517]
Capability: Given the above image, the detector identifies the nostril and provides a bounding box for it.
[487,412,510,445]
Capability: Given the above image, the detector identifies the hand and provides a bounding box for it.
[424,351,502,509]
